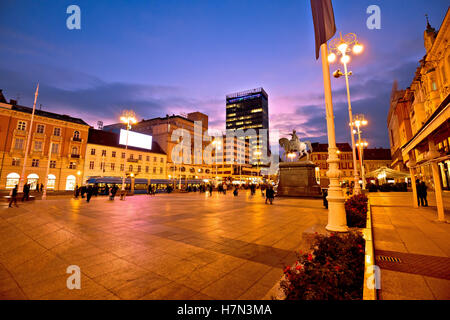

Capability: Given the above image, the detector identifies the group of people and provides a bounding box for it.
[74,183,124,202]
[416,179,428,207]
[8,183,34,208]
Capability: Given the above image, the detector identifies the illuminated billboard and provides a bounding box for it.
[119,129,152,150]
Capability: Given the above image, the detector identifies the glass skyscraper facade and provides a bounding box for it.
[226,88,269,165]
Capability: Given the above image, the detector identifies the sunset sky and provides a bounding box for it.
[0,0,449,147]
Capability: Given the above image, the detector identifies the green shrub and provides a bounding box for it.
[345,194,368,228]
[281,232,365,300]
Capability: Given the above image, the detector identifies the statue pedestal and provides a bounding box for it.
[277,161,322,198]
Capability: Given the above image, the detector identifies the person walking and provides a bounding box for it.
[86,185,93,203]
[40,183,44,193]
[420,181,428,207]
[8,185,19,208]
[233,186,239,197]
[265,186,275,205]
[110,184,118,200]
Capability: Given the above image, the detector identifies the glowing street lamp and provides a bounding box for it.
[353,114,369,190]
[328,32,364,195]
[287,152,296,162]
[212,140,222,181]
[120,110,137,192]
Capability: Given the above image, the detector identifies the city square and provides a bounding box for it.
[0,0,449,306]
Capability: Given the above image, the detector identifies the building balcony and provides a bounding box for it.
[127,158,139,163]
[71,154,81,159]
[13,129,27,136]
[71,137,83,143]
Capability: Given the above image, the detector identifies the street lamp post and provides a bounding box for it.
[328,32,364,195]
[120,111,137,191]
[353,114,368,190]
[42,141,52,200]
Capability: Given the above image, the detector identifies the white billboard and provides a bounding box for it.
[119,129,152,150]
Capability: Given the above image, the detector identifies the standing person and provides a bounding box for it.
[110,184,118,200]
[40,183,44,193]
[86,185,93,203]
[74,185,79,198]
[416,179,422,207]
[233,186,239,197]
[22,183,30,202]
[209,184,213,196]
[81,185,86,198]
[265,186,275,205]
[420,181,428,207]
[8,185,19,208]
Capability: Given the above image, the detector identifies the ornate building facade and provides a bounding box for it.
[0,90,90,191]
[389,10,450,221]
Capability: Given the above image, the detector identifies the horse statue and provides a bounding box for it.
[279,130,313,162]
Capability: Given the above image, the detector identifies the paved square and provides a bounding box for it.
[0,192,327,300]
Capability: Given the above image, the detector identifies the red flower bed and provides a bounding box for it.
[345,194,368,228]
[281,232,365,300]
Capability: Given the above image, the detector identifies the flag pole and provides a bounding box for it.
[320,44,348,232]
[19,83,39,193]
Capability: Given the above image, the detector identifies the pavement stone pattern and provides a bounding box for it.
[0,191,328,300]
[370,192,450,300]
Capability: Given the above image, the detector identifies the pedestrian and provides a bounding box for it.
[209,184,213,196]
[104,184,110,197]
[322,188,328,209]
[110,184,118,200]
[74,185,79,198]
[81,186,86,198]
[22,183,30,202]
[416,179,422,207]
[8,185,19,208]
[40,183,44,193]
[86,185,93,203]
[233,186,239,197]
[420,181,428,207]
[265,186,275,205]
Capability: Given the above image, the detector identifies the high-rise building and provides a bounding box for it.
[226,88,269,165]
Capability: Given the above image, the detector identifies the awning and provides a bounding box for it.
[366,166,410,179]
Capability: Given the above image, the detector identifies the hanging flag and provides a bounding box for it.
[310,0,337,59]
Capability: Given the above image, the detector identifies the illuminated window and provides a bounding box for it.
[251,109,263,113]
[6,173,20,189]
[11,158,20,166]
[51,143,59,154]
[47,174,56,189]
[50,161,56,168]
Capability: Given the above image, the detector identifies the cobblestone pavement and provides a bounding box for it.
[0,191,327,300]
[369,192,450,300]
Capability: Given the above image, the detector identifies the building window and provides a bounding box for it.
[100,162,105,170]
[53,127,61,136]
[122,152,126,159]
[34,141,43,152]
[146,166,149,173]
[51,143,59,154]
[153,167,156,174]
[14,138,24,150]
[129,154,134,160]
[6,173,20,189]
[50,160,56,169]
[120,164,124,171]
[73,131,80,140]
[129,165,133,172]
[17,121,26,131]
[72,146,79,155]
[89,161,94,170]
[102,150,107,156]
[12,158,20,166]
[31,159,39,167]
[91,148,96,155]
[153,157,156,162]
[112,151,116,158]
[160,157,163,163]
[47,174,56,189]
[69,162,77,169]
[160,168,163,174]
[138,155,142,161]
[36,124,45,134]
[111,163,115,171]
[66,175,76,191]
[146,156,150,161]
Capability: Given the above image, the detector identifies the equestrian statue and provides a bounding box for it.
[279,130,313,162]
